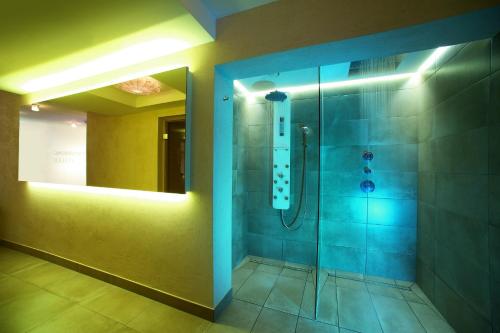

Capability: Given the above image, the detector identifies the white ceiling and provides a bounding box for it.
[202,0,277,18]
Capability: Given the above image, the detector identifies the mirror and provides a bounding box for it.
[18,67,190,194]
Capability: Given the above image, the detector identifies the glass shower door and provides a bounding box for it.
[317,54,420,328]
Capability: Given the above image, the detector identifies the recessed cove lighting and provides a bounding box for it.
[28,182,188,202]
[21,39,190,93]
[31,104,40,112]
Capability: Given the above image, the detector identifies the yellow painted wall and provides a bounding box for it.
[0,0,498,308]
[87,102,185,191]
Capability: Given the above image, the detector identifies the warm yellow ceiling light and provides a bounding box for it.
[20,39,189,93]
[115,76,162,95]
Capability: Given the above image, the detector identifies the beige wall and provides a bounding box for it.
[0,0,498,308]
[87,103,185,191]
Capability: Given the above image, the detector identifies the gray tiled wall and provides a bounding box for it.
[233,74,419,281]
[416,36,499,333]
[320,86,418,281]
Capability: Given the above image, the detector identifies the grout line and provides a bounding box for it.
[365,281,386,333]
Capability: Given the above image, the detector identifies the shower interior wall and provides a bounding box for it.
[416,36,499,332]
[232,77,419,281]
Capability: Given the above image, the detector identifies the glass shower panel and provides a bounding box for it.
[318,54,420,323]
[233,67,321,317]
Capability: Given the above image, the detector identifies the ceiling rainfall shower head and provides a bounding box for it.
[265,90,287,102]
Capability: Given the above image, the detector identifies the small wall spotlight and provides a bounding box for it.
[31,104,40,112]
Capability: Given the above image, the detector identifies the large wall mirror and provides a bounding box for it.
[19,67,191,194]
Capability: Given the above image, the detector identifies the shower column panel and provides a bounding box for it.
[271,98,291,209]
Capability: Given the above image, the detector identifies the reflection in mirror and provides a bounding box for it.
[19,67,189,194]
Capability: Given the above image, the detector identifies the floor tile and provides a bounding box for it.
[0,248,46,274]
[251,308,297,333]
[371,294,425,333]
[400,290,425,304]
[337,287,382,333]
[215,299,261,332]
[396,280,414,288]
[0,276,41,305]
[316,282,339,325]
[28,305,127,333]
[367,284,404,299]
[256,264,283,275]
[335,278,366,291]
[299,282,316,319]
[207,323,252,333]
[81,285,153,325]
[281,268,308,280]
[265,276,305,315]
[0,288,74,333]
[408,301,455,333]
[127,299,211,333]
[45,273,110,303]
[235,271,278,306]
[233,268,254,292]
[307,269,328,288]
[296,317,339,333]
[240,261,259,271]
[12,262,78,288]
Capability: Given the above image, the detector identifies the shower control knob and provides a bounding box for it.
[284,196,289,200]
[273,180,277,184]
[273,195,277,199]
[285,180,289,184]
[285,164,289,168]
[277,172,284,178]
[278,187,283,192]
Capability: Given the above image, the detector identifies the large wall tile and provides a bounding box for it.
[369,116,418,145]
[435,242,490,319]
[490,225,500,283]
[367,225,416,255]
[368,198,416,227]
[436,173,488,220]
[247,232,283,261]
[284,240,317,265]
[321,222,366,248]
[434,77,489,139]
[491,70,500,125]
[322,94,363,122]
[434,39,491,105]
[492,33,500,74]
[366,250,415,281]
[490,124,500,174]
[490,175,500,227]
[434,127,488,174]
[370,171,418,200]
[320,195,367,223]
[370,144,417,172]
[416,258,435,302]
[435,209,489,270]
[320,245,366,274]
[322,119,368,147]
[418,172,436,204]
[434,277,492,333]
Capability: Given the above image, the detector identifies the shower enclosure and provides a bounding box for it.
[231,35,497,329]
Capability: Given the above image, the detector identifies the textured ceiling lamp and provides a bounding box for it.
[115,76,162,95]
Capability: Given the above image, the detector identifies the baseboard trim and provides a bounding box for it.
[0,239,222,321]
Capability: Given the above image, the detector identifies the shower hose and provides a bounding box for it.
[280,130,308,230]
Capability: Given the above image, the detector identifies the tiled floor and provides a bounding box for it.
[226,256,456,333]
[0,247,456,333]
